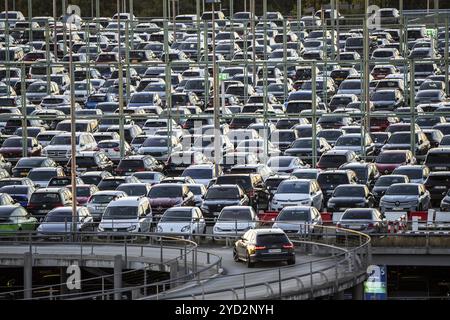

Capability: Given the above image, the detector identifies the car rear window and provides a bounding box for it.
[256,233,289,245]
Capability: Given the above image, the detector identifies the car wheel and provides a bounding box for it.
[233,248,239,262]
[246,252,254,268]
[287,256,296,265]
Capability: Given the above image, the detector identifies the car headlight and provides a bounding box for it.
[213,226,221,232]
[98,225,104,232]
[301,200,310,205]
[156,225,163,232]
[127,225,137,232]
[181,225,190,232]
[271,200,278,205]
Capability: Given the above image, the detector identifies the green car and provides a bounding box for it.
[0,205,38,235]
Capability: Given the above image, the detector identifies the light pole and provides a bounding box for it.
[68,26,77,239]
[207,0,221,175]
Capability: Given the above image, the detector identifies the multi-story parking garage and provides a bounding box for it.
[0,0,450,300]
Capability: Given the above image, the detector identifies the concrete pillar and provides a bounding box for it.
[59,267,66,296]
[23,252,32,300]
[352,282,364,300]
[170,261,179,288]
[332,290,345,300]
[114,255,123,301]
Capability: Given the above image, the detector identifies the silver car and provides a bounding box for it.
[86,190,127,222]
[272,206,323,235]
[380,183,431,213]
[336,208,387,234]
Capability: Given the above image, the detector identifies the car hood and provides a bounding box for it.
[273,221,311,231]
[329,197,365,203]
[157,222,191,233]
[381,195,419,202]
[214,221,255,230]
[44,145,72,151]
[99,218,139,228]
[0,147,23,153]
[38,222,80,232]
[203,199,241,206]
[273,194,310,201]
[149,198,183,206]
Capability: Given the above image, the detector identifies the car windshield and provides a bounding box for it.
[117,160,146,168]
[148,186,182,198]
[44,211,73,222]
[90,194,117,203]
[376,153,406,163]
[117,185,148,196]
[336,137,361,146]
[216,176,251,189]
[426,153,450,164]
[278,209,309,221]
[30,192,61,203]
[375,176,406,187]
[386,185,419,195]
[182,169,212,179]
[143,138,167,147]
[277,181,309,194]
[318,155,347,167]
[205,187,239,200]
[50,136,79,145]
[218,209,252,221]
[342,210,373,220]
[28,170,58,180]
[268,158,294,167]
[160,210,191,222]
[388,133,410,144]
[394,169,422,179]
[2,138,33,148]
[334,186,365,197]
[318,174,348,185]
[103,206,138,219]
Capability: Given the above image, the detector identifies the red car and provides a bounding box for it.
[0,137,42,162]
[375,150,416,175]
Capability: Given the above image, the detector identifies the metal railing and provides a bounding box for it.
[0,221,370,300]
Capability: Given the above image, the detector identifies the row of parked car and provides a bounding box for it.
[0,7,449,246]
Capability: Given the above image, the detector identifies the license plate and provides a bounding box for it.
[37,210,47,213]
[20,172,27,176]
[268,249,281,253]
[393,207,404,211]
[435,186,446,190]
[435,167,446,170]
[113,228,117,232]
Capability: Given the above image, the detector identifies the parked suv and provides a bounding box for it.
[27,187,73,218]
[201,184,249,221]
[215,174,270,210]
[317,170,358,205]
[380,183,431,213]
[98,196,153,233]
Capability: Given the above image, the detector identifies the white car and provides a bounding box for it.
[266,156,307,174]
[213,206,258,240]
[269,179,323,211]
[97,196,153,233]
[181,164,220,186]
[156,207,206,237]
[272,206,323,235]
[86,190,128,222]
[138,135,182,161]
[42,132,97,163]
[96,139,133,162]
